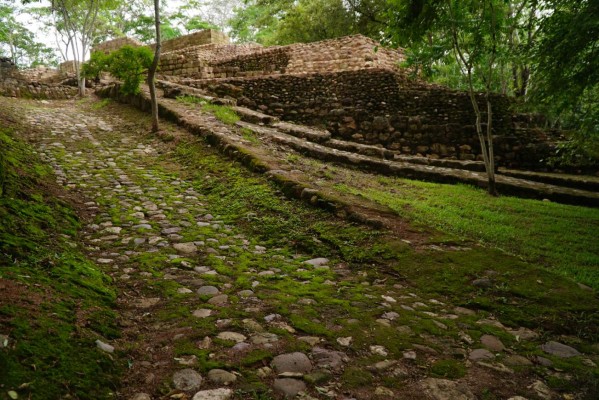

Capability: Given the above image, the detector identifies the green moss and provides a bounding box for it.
[0,127,121,399]
[430,359,467,379]
[240,349,273,366]
[341,367,374,388]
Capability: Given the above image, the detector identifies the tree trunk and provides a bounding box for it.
[148,0,161,133]
[485,96,497,196]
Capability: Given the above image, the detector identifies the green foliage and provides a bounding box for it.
[0,4,59,67]
[528,0,599,161]
[81,50,110,80]
[83,46,154,95]
[229,0,387,45]
[0,127,120,399]
[106,45,154,95]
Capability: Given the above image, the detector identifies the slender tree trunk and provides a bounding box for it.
[148,0,161,133]
[485,95,497,195]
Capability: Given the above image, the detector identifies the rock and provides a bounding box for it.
[420,378,476,400]
[172,368,203,391]
[208,294,228,305]
[192,388,233,400]
[480,335,506,352]
[304,257,329,266]
[129,394,151,400]
[231,342,250,352]
[336,336,352,347]
[311,347,346,371]
[381,311,399,320]
[468,349,494,361]
[242,319,263,332]
[477,361,513,374]
[273,378,307,398]
[237,290,254,297]
[217,332,247,343]
[192,309,212,318]
[504,355,532,366]
[370,360,398,371]
[207,369,237,385]
[381,295,396,303]
[508,327,539,341]
[528,380,553,400]
[177,287,193,294]
[136,297,160,308]
[370,345,388,356]
[272,352,313,374]
[95,339,114,353]
[256,366,272,378]
[472,278,492,288]
[251,332,279,344]
[540,341,580,358]
[454,307,476,316]
[133,224,152,230]
[173,242,198,254]
[374,387,394,396]
[403,351,417,360]
[533,356,553,367]
[197,286,220,296]
[298,336,321,346]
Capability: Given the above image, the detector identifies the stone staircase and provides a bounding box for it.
[113,81,599,208]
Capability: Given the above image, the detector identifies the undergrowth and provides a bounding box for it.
[0,127,120,399]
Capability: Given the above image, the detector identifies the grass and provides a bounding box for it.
[176,95,240,125]
[335,177,599,289]
[0,127,120,399]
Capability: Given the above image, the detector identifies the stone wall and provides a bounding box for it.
[181,69,560,169]
[92,31,561,170]
[0,62,76,99]
[93,37,143,54]
[156,34,403,80]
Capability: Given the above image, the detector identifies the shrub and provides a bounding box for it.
[83,46,154,95]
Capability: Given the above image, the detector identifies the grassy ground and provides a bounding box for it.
[0,127,121,399]
[332,175,599,289]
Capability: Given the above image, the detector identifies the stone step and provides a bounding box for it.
[232,106,278,125]
[272,121,331,143]
[158,79,235,106]
[499,168,599,192]
[235,120,599,207]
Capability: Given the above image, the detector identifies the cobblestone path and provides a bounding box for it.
[6,97,597,400]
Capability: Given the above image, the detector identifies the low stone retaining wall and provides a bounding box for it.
[0,65,77,100]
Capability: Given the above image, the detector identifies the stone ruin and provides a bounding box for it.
[99,29,562,171]
[0,29,575,171]
[0,57,77,99]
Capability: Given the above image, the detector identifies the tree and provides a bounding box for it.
[0,3,58,67]
[528,0,598,166]
[50,0,116,96]
[229,0,387,45]
[147,0,160,132]
[387,0,534,195]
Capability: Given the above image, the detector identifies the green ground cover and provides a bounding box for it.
[335,176,599,289]
[0,127,121,399]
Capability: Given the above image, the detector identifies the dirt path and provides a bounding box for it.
[3,96,598,400]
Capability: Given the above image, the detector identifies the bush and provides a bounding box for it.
[83,46,154,95]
